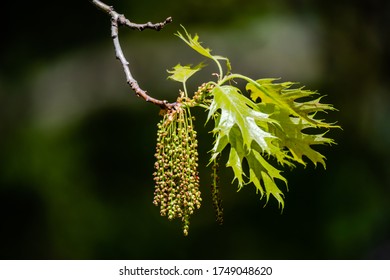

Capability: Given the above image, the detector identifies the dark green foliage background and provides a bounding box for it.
[1,0,389,259]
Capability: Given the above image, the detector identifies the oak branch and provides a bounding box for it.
[89,0,175,110]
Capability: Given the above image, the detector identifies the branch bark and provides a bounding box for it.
[89,0,175,110]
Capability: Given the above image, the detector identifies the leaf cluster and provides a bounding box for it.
[166,27,340,210]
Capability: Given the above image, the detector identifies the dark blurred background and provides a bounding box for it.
[1,0,389,259]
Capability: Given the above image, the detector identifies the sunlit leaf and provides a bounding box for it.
[168,27,340,211]
[175,26,213,59]
[175,26,231,77]
[246,79,339,168]
[207,85,288,209]
[246,79,340,128]
[207,85,275,153]
[167,63,205,84]
[270,106,336,168]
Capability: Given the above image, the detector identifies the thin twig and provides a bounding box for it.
[89,0,175,109]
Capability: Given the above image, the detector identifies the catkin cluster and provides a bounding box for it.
[153,107,201,236]
[211,159,223,225]
[193,83,215,105]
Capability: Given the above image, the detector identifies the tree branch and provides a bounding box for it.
[89,0,175,110]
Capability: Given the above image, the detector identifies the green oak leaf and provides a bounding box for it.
[268,105,336,168]
[246,79,340,129]
[207,85,288,209]
[247,79,339,168]
[207,85,275,153]
[167,63,205,84]
[175,26,231,76]
[175,27,213,59]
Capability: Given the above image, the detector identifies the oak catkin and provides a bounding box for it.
[153,106,201,236]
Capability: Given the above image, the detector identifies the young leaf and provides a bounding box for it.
[175,27,213,59]
[246,79,338,168]
[246,79,339,128]
[175,26,231,77]
[207,85,275,154]
[207,85,288,209]
[167,63,205,84]
[214,123,288,209]
[268,106,336,168]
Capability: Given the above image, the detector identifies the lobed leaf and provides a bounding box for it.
[246,79,340,129]
[208,85,288,209]
[175,27,213,59]
[167,63,205,84]
[269,106,336,168]
[207,85,275,153]
[246,79,339,168]
[175,26,231,77]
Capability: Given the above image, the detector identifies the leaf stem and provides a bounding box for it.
[219,73,256,86]
[183,82,188,98]
[213,58,224,82]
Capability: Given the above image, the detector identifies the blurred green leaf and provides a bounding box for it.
[167,63,205,84]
